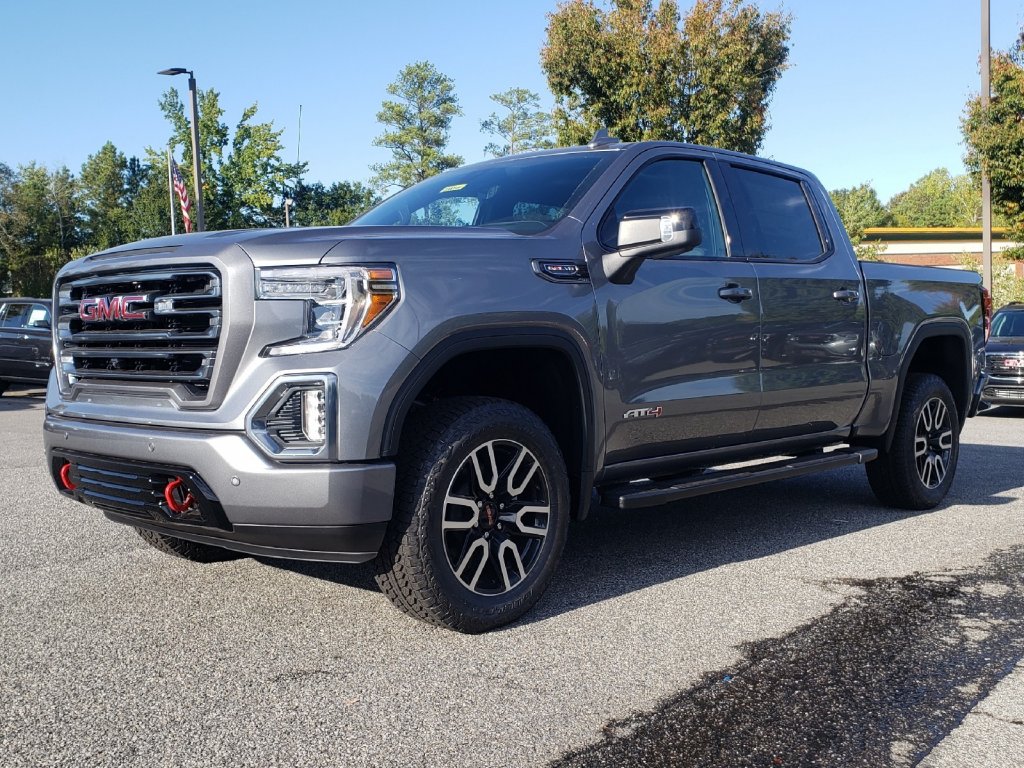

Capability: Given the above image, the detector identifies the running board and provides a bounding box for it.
[600,447,879,510]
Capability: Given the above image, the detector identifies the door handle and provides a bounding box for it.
[718,285,753,303]
[832,289,860,303]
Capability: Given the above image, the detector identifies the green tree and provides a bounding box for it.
[963,30,1024,257]
[830,183,891,260]
[0,163,82,296]
[372,61,463,190]
[79,141,131,250]
[157,88,304,230]
[886,169,980,228]
[291,180,381,226]
[541,0,791,151]
[481,88,555,156]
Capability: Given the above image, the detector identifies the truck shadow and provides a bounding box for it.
[264,441,1024,625]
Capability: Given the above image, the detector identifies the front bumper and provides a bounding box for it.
[981,374,1024,408]
[44,414,395,562]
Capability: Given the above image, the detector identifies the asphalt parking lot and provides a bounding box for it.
[2,390,1023,767]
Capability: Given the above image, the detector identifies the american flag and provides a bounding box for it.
[170,158,193,233]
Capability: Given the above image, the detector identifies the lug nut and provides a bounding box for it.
[483,532,490,540]
[499,503,505,510]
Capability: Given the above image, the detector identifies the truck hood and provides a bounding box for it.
[986,338,1024,353]
[78,225,569,269]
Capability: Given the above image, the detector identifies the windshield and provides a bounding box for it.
[991,310,1024,338]
[353,152,616,234]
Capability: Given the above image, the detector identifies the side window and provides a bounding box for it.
[0,303,31,328]
[599,159,726,258]
[27,305,51,328]
[727,166,824,261]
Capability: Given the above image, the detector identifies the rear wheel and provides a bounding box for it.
[135,528,243,563]
[374,397,570,633]
[866,373,960,510]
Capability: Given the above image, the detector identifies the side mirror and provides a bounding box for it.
[604,207,702,284]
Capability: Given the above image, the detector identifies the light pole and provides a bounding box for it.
[158,67,206,232]
[980,0,992,293]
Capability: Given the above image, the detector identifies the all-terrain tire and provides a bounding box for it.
[866,373,960,510]
[135,528,244,563]
[374,397,570,633]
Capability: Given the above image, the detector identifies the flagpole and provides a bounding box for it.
[167,147,177,236]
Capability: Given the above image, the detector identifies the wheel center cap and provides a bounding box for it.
[482,503,497,529]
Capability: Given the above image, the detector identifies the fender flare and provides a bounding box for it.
[379,328,599,519]
[880,319,974,451]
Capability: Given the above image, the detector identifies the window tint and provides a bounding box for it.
[599,159,726,257]
[728,166,824,260]
[0,303,32,328]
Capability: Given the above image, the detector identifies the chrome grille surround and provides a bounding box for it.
[56,267,222,394]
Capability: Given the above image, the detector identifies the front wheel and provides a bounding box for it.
[866,373,960,510]
[374,397,570,633]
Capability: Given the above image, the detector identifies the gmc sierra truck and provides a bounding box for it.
[45,138,989,632]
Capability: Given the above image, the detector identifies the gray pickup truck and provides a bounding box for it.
[45,138,989,632]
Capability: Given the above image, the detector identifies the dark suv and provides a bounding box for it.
[984,303,1024,408]
[0,298,53,395]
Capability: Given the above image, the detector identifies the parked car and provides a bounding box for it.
[0,298,53,395]
[983,302,1024,408]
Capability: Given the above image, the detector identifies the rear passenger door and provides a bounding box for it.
[589,151,762,464]
[721,162,868,438]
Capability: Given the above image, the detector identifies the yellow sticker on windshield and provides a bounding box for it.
[440,183,467,193]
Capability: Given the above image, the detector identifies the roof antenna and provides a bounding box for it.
[588,128,620,148]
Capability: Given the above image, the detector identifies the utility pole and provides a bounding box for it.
[981,0,993,293]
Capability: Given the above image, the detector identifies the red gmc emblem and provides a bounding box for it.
[78,294,150,322]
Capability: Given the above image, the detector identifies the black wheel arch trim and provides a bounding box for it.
[379,327,599,518]
[876,319,976,451]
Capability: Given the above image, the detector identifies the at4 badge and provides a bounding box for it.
[623,406,663,420]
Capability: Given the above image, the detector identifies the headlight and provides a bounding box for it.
[256,265,399,355]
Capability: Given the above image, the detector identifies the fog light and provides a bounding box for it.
[246,374,336,460]
[301,388,326,442]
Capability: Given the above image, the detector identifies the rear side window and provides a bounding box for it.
[727,166,824,261]
[599,159,726,258]
[0,303,31,328]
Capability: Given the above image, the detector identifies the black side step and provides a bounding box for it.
[600,447,878,510]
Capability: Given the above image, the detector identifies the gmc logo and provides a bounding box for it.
[79,294,150,322]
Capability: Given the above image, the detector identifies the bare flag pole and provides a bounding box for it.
[167,147,177,236]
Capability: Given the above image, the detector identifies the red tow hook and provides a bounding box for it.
[164,477,195,514]
[59,462,77,491]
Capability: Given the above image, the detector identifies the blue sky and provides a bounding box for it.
[1,0,1022,201]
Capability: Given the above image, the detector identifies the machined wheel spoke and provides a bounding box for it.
[443,495,479,531]
[497,539,527,591]
[937,429,954,451]
[914,436,929,458]
[470,442,499,495]
[515,504,550,538]
[454,538,489,591]
[507,446,541,497]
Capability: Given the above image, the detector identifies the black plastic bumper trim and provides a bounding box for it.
[106,512,386,564]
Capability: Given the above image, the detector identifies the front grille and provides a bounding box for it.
[51,451,229,529]
[57,267,221,392]
[986,353,1024,374]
